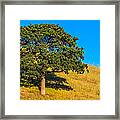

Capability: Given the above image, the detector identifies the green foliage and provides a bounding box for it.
[20,24,88,85]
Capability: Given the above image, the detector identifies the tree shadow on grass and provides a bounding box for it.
[45,71,73,91]
[20,71,73,91]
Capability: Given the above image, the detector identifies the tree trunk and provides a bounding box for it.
[40,75,45,95]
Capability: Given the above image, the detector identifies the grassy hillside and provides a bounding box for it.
[20,65,100,100]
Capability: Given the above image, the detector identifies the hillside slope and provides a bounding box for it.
[20,65,100,100]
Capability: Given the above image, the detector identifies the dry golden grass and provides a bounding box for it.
[20,65,100,100]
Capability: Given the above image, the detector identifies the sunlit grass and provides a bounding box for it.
[20,65,100,100]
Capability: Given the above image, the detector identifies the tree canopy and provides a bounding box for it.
[20,24,88,87]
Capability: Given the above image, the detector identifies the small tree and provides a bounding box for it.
[20,24,88,95]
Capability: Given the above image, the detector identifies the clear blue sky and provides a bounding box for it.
[20,20,100,67]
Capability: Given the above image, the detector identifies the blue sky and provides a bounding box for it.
[20,20,100,67]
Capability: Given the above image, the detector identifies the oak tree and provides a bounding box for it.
[20,24,88,95]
